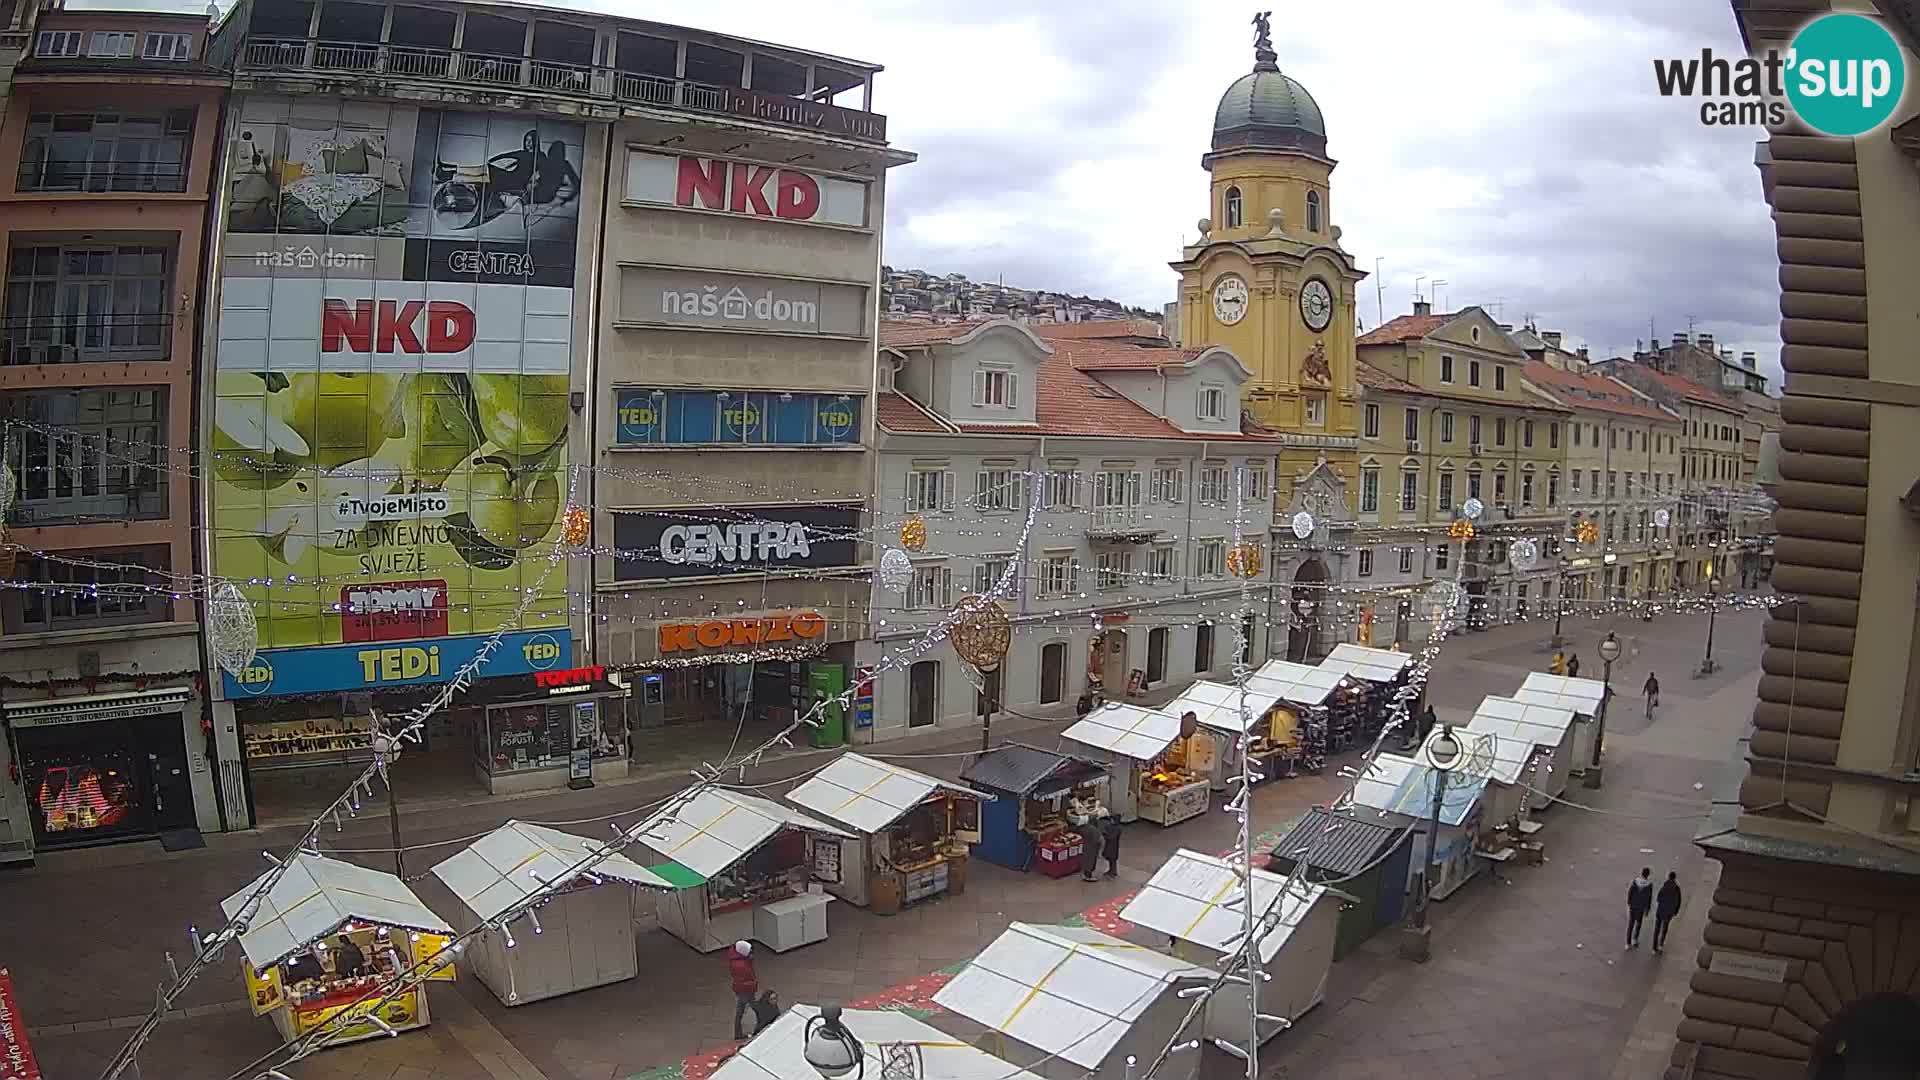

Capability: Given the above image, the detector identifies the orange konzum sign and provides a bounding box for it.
[658,610,829,654]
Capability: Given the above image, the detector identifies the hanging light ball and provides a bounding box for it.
[1654,508,1671,529]
[1448,519,1476,541]
[950,594,1012,673]
[1290,511,1316,540]
[208,580,260,677]
[1226,542,1264,579]
[877,548,914,593]
[1421,580,1463,623]
[1462,497,1485,521]
[1508,537,1540,572]
[899,516,928,552]
[561,505,591,547]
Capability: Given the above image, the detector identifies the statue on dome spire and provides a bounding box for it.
[1252,11,1279,71]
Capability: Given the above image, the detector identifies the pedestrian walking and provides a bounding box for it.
[1653,871,1683,953]
[1644,672,1661,710]
[1626,867,1653,949]
[1550,651,1567,676]
[1100,814,1122,878]
[728,940,758,1039]
[1080,815,1105,881]
[1567,653,1582,678]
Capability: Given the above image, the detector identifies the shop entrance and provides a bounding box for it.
[908,661,939,728]
[1287,559,1328,662]
[1039,642,1066,705]
[1146,628,1168,686]
[14,712,193,848]
[1810,993,1920,1079]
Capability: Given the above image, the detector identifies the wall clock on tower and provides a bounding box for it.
[1300,277,1334,332]
[1211,274,1249,326]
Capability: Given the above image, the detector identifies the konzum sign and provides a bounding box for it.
[658,610,828,653]
[625,151,868,228]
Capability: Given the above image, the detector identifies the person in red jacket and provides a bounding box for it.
[728,940,758,1039]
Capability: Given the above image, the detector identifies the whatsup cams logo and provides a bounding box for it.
[1654,13,1906,136]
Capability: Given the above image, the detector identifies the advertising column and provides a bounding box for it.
[209,98,584,813]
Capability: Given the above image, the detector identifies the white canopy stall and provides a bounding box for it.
[1466,695,1579,810]
[1248,659,1346,774]
[933,922,1209,1080]
[222,852,456,1048]
[713,1004,1045,1080]
[1120,848,1338,1053]
[1060,703,1210,825]
[1510,673,1607,773]
[430,820,672,1005]
[633,788,853,954]
[1166,678,1278,790]
[1317,643,1416,746]
[784,753,990,911]
[1351,753,1489,902]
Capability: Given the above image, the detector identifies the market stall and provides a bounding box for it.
[1060,703,1209,826]
[1414,725,1530,848]
[221,852,456,1048]
[1466,694,1578,811]
[1121,848,1339,1052]
[1510,673,1607,774]
[462,666,632,795]
[1160,680,1276,790]
[1269,808,1412,959]
[632,789,852,954]
[430,820,672,1005]
[959,743,1110,872]
[1350,752,1488,902]
[1247,659,1347,775]
[933,922,1210,1080]
[1316,643,1416,743]
[713,1003,1045,1080]
[783,753,990,913]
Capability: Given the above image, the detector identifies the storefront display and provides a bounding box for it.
[4,687,197,849]
[784,753,988,912]
[462,667,630,795]
[634,788,851,953]
[1316,643,1415,742]
[223,852,455,1049]
[959,743,1110,870]
[244,713,375,771]
[1060,704,1210,826]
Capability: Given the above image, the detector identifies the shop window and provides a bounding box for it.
[1147,627,1169,685]
[7,387,166,525]
[908,660,939,728]
[1040,642,1066,705]
[5,243,175,363]
[1194,622,1215,673]
[4,545,170,633]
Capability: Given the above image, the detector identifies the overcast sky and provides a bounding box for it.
[95,0,1782,380]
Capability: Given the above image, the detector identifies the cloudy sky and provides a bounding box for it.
[96,0,1782,379]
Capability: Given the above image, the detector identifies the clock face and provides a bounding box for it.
[1300,278,1334,332]
[1211,275,1249,326]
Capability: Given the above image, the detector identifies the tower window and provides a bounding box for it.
[1306,191,1321,233]
[1224,186,1243,228]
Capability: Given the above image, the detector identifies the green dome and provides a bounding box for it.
[1212,64,1327,156]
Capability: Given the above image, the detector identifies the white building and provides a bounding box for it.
[858,319,1280,740]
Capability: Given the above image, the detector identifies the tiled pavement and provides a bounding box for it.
[5,608,1763,1080]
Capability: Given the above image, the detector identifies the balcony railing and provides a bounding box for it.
[16,162,188,195]
[1086,506,1160,538]
[1,313,173,365]
[236,36,889,144]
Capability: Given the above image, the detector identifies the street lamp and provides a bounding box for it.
[803,1004,864,1079]
[1409,725,1460,938]
[1585,632,1623,789]
[1700,573,1722,676]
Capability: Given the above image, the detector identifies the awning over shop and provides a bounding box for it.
[1121,848,1327,963]
[3,686,193,728]
[933,922,1208,1071]
[628,788,852,881]
[1511,673,1607,716]
[1060,702,1185,762]
[1162,680,1284,735]
[220,852,452,972]
[1351,754,1486,826]
[1316,643,1413,684]
[784,753,992,835]
[431,820,673,922]
[713,1004,1044,1080]
[1250,658,1345,707]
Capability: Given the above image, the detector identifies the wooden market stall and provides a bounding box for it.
[1510,673,1607,774]
[782,753,991,913]
[959,743,1110,873]
[430,820,673,1006]
[1161,679,1276,791]
[633,788,852,954]
[221,852,456,1048]
[1246,659,1347,775]
[1412,725,1531,873]
[933,922,1210,1080]
[1316,643,1416,744]
[712,1004,1045,1080]
[1120,848,1340,1053]
[1060,703,1210,826]
[1466,694,1579,811]
[1350,752,1489,902]
[1269,807,1413,959]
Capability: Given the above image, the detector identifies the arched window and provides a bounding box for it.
[1306,191,1322,232]
[1224,186,1243,228]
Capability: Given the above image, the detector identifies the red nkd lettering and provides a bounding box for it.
[776,170,820,220]
[670,156,824,222]
[675,156,728,211]
[321,300,475,354]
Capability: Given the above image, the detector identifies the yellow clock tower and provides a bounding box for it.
[1172,13,1366,506]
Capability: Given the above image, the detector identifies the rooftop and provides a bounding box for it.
[1521,361,1673,422]
[1356,312,1454,346]
[1027,319,1167,343]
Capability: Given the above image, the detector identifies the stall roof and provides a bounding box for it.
[1061,702,1186,761]
[1162,680,1281,735]
[1350,754,1486,827]
[1120,849,1328,964]
[933,922,1208,1071]
[1419,725,1531,787]
[1318,643,1415,683]
[1469,695,1577,748]
[629,789,853,882]
[431,820,673,923]
[785,753,993,835]
[713,1004,1045,1080]
[1250,658,1346,707]
[960,743,1107,799]
[1270,807,1407,879]
[220,852,452,972]
[1512,673,1607,716]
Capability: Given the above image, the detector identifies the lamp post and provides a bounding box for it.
[1401,724,1460,963]
[1585,631,1622,789]
[803,1004,864,1079]
[1551,557,1567,649]
[1700,572,1722,677]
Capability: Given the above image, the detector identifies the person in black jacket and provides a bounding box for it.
[1626,867,1654,948]
[1100,814,1122,879]
[1653,871,1683,953]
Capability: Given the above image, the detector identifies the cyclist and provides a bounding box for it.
[1643,672,1661,716]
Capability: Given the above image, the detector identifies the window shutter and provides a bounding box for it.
[972,369,987,406]
[1005,371,1019,409]
[1128,471,1143,506]
[904,471,919,512]
[975,470,991,507]
[941,566,953,606]
[940,470,955,512]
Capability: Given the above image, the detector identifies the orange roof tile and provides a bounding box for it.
[879,320,991,348]
[1028,319,1166,342]
[1628,366,1740,411]
[1521,361,1673,422]
[1356,312,1454,346]
[879,356,1273,442]
[1051,338,1208,372]
[874,391,953,434]
[1356,362,1420,394]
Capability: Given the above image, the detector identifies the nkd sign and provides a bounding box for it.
[624,151,869,228]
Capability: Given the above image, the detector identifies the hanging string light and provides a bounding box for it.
[207,580,260,677]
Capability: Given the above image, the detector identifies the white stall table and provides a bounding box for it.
[1465,694,1579,811]
[752,891,831,952]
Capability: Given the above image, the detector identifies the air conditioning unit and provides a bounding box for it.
[1469,442,1484,456]
[1406,438,1421,452]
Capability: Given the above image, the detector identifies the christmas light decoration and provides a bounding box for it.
[207,581,260,677]
[1226,541,1264,578]
[1448,519,1476,540]
[561,505,591,547]
[899,516,928,551]
[1290,511,1316,540]
[949,594,1012,672]
[877,547,914,592]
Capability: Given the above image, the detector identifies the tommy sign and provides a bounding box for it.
[612,504,860,581]
[620,267,867,337]
[624,151,869,228]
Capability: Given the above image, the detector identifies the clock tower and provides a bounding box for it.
[1172,13,1366,503]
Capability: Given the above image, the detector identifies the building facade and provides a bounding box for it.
[1668,4,1920,1076]
[860,319,1277,739]
[0,5,226,862]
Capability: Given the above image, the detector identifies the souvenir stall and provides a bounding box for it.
[1467,694,1578,812]
[1161,680,1277,791]
[783,753,991,913]
[1248,659,1347,775]
[1316,643,1416,743]
[221,853,456,1047]
[1510,673,1607,774]
[713,1004,1045,1080]
[933,922,1210,1080]
[959,743,1109,873]
[430,820,672,1006]
[1121,848,1339,1052]
[1350,753,1488,902]
[1060,703,1209,826]
[633,789,852,954]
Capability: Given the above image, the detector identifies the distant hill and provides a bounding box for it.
[881,266,1160,326]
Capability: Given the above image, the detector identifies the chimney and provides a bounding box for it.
[1698,332,1715,352]
[1741,350,1757,370]
[1671,332,1688,348]
[1412,299,1432,316]
[1577,345,1589,362]
[1543,330,1562,349]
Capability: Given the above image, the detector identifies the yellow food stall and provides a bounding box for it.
[222,852,457,1048]
[1061,703,1211,826]
[784,753,991,913]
